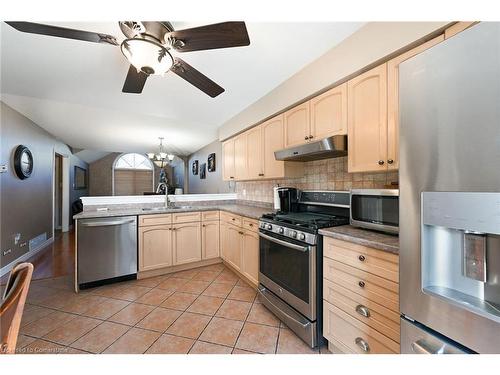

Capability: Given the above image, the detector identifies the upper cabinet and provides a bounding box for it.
[347,63,388,173]
[262,115,285,179]
[234,133,248,180]
[310,83,348,140]
[222,139,235,180]
[284,102,310,148]
[246,126,263,179]
[444,22,477,39]
[387,35,444,171]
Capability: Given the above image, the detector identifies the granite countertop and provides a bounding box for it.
[73,203,272,221]
[319,225,399,254]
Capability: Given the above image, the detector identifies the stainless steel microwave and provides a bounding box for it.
[350,189,399,234]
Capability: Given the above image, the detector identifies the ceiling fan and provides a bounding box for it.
[5,21,250,97]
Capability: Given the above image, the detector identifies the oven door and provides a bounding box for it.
[259,230,316,320]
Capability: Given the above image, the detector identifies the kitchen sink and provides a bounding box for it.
[141,207,166,211]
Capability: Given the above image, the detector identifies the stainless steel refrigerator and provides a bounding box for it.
[399,22,500,354]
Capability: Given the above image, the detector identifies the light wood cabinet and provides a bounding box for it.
[310,83,347,139]
[173,211,202,224]
[202,220,220,260]
[233,133,248,180]
[222,139,235,181]
[261,115,285,178]
[284,102,310,148]
[241,229,259,285]
[347,63,388,173]
[222,223,242,270]
[173,222,202,265]
[444,22,477,39]
[139,214,171,227]
[387,35,444,170]
[322,237,400,354]
[138,225,173,272]
[246,125,264,179]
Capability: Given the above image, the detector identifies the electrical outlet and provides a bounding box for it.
[0,165,7,173]
[14,233,21,245]
[3,249,12,256]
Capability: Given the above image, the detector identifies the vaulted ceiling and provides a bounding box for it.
[1,21,364,156]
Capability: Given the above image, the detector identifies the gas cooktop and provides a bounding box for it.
[261,211,349,231]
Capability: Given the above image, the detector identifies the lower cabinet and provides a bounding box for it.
[138,224,173,272]
[173,222,202,265]
[223,223,242,270]
[202,220,220,260]
[241,229,259,285]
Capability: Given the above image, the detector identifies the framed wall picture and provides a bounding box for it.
[192,160,199,175]
[200,163,206,179]
[207,153,216,172]
[74,166,88,190]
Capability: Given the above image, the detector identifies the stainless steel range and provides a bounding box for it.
[257,190,350,348]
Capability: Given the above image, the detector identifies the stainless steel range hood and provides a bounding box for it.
[274,135,347,162]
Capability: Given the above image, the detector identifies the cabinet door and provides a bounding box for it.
[222,139,235,181]
[220,222,229,261]
[234,133,248,180]
[202,221,220,260]
[173,222,202,265]
[139,225,172,271]
[310,83,347,139]
[347,63,388,173]
[241,229,259,286]
[387,35,444,171]
[246,126,264,179]
[224,224,242,271]
[284,102,310,148]
[444,22,477,39]
[262,114,285,179]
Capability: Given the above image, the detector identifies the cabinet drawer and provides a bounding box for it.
[139,214,172,227]
[172,211,201,223]
[324,258,399,312]
[242,218,258,232]
[324,238,399,283]
[220,211,242,226]
[202,210,220,221]
[323,301,399,354]
[323,279,400,343]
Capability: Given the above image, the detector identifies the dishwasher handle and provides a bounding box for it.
[80,218,136,227]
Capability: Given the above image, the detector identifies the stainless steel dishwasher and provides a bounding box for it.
[77,216,137,289]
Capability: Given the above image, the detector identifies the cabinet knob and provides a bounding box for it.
[232,218,235,221]
[304,136,309,140]
[358,255,366,262]
[309,135,313,139]
[387,159,394,164]
[258,173,264,177]
[355,337,370,353]
[230,176,234,179]
[358,281,365,288]
[378,160,385,165]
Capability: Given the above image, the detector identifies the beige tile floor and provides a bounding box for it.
[14,263,331,354]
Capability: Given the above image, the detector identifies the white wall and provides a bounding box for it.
[218,22,449,140]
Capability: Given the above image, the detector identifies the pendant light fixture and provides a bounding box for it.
[147,137,175,168]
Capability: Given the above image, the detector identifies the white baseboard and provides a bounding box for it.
[0,237,54,277]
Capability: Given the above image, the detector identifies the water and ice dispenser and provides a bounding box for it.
[421,192,500,321]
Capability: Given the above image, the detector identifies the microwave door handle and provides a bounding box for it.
[258,232,309,252]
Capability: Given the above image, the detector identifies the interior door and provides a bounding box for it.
[347,63,388,173]
[310,83,347,139]
[173,222,201,265]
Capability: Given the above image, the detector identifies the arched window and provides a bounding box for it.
[113,153,154,195]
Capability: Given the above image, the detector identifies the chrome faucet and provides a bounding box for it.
[156,182,174,208]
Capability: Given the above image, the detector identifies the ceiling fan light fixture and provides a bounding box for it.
[120,38,173,76]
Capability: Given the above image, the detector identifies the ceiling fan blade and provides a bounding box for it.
[165,22,249,52]
[122,65,148,94]
[5,22,118,46]
[170,58,224,98]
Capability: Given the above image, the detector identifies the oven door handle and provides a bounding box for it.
[258,232,310,252]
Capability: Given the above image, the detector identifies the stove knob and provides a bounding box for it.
[267,224,273,230]
[291,231,298,239]
[278,227,284,234]
[299,233,306,241]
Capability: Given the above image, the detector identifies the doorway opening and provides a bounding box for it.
[54,153,63,235]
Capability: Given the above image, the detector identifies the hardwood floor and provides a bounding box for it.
[1,229,75,285]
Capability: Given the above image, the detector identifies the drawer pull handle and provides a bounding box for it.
[249,223,253,227]
[232,218,236,221]
[358,255,366,262]
[358,281,365,288]
[355,304,371,318]
[355,337,370,353]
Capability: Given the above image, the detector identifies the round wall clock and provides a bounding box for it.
[13,145,33,180]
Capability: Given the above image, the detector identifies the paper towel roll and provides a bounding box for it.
[273,186,281,211]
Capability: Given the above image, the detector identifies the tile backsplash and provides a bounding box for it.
[235,156,398,203]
